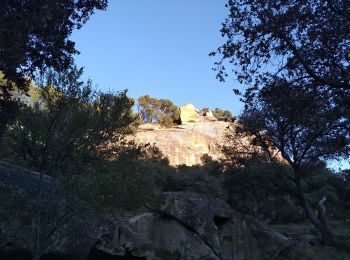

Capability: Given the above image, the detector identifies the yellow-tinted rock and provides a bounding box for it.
[180,103,200,124]
[132,120,282,167]
[201,109,218,122]
[134,121,231,166]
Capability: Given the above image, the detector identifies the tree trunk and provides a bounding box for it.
[32,171,44,260]
[294,172,335,246]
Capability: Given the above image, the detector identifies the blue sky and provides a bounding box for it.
[70,0,243,115]
[70,1,349,170]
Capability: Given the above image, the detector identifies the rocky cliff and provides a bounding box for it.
[134,121,231,166]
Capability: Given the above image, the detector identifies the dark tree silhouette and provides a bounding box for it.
[0,0,108,139]
[225,79,350,245]
[211,0,350,106]
[4,67,133,260]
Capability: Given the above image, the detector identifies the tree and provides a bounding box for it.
[4,67,134,172]
[211,0,350,108]
[1,67,134,259]
[137,95,159,123]
[224,79,350,245]
[137,95,179,127]
[157,99,180,127]
[0,72,21,142]
[0,0,108,140]
[212,108,233,121]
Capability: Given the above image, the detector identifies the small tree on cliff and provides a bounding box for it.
[137,95,179,127]
[212,108,233,121]
[157,99,180,127]
[224,79,349,245]
[137,95,158,123]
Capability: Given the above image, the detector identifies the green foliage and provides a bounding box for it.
[223,160,350,224]
[155,163,224,199]
[137,95,158,123]
[0,67,134,175]
[0,0,108,142]
[70,145,224,212]
[238,80,349,169]
[212,108,233,121]
[223,161,303,223]
[334,221,350,253]
[211,0,350,95]
[0,0,108,88]
[137,95,179,127]
[158,99,180,127]
[70,144,167,212]
[71,166,160,212]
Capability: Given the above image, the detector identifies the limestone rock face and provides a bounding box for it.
[179,103,201,124]
[135,121,231,166]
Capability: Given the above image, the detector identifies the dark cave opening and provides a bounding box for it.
[214,215,230,229]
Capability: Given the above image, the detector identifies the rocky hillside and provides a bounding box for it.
[134,121,231,166]
[0,161,326,260]
[133,104,232,166]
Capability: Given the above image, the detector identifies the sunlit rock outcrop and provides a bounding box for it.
[132,103,232,166]
[134,121,231,166]
[179,103,201,124]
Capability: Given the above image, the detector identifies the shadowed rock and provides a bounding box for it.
[0,161,297,259]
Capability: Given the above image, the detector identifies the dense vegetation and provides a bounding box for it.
[212,0,350,247]
[0,0,350,258]
[0,0,108,143]
[136,95,180,127]
[1,78,350,258]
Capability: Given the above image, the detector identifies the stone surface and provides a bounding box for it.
[135,121,231,166]
[179,103,201,124]
[138,123,161,131]
[161,191,234,256]
[0,161,111,259]
[96,192,293,260]
[2,162,346,260]
[200,109,218,122]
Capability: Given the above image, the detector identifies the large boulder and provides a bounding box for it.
[200,109,218,122]
[0,162,111,259]
[160,191,234,256]
[180,103,201,124]
[96,192,292,260]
